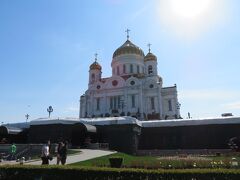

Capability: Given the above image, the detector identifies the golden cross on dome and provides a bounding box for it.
[94,53,98,62]
[125,29,130,40]
[147,43,152,53]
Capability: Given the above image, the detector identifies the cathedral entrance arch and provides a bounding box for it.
[71,123,97,147]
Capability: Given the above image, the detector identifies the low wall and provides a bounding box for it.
[0,144,29,153]
[0,144,58,155]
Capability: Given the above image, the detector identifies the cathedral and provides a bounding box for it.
[80,31,181,120]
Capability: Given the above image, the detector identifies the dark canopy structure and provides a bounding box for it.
[2,116,240,154]
[0,125,29,143]
[0,126,23,135]
[28,119,97,146]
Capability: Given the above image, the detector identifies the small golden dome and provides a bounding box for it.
[144,52,157,62]
[113,40,145,58]
[90,61,102,70]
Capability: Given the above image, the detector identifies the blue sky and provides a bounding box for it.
[0,0,240,123]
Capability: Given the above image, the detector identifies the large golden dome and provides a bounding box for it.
[113,40,145,58]
[144,52,157,62]
[90,61,102,70]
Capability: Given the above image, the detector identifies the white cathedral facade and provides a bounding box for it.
[80,34,181,120]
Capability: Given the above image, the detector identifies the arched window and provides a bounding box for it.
[148,65,153,74]
[131,95,135,108]
[123,64,126,74]
[117,66,120,75]
[91,73,95,82]
[96,98,100,110]
[110,97,113,109]
[168,100,172,111]
[130,64,133,73]
[137,65,140,74]
[151,97,155,110]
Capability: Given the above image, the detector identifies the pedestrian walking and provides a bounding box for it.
[41,141,50,165]
[56,142,62,165]
[10,143,17,160]
[59,141,68,165]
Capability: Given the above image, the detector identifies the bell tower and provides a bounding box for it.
[89,53,102,85]
[144,43,158,76]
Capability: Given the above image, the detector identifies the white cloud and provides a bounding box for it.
[178,89,240,118]
[179,89,240,100]
[222,102,240,110]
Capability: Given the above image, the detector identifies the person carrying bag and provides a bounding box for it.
[41,142,50,165]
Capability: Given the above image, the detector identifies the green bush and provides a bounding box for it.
[0,165,240,180]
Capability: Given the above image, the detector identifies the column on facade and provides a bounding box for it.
[81,97,86,118]
[104,93,107,116]
[79,98,81,118]
[157,86,163,119]
[172,96,178,117]
[139,84,144,120]
[90,92,94,117]
[87,98,90,117]
[124,88,128,114]
[141,88,146,120]
[106,96,110,114]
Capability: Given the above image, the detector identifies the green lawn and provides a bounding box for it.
[70,153,157,168]
[70,152,240,169]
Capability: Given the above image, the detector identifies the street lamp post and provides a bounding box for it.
[25,114,30,123]
[47,106,53,118]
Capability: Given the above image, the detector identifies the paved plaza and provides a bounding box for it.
[0,149,116,166]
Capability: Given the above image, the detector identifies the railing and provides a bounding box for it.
[15,146,31,159]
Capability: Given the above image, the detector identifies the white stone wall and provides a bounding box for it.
[161,86,180,119]
[81,81,179,119]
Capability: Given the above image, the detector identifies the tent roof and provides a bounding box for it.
[0,126,23,135]
[29,116,240,128]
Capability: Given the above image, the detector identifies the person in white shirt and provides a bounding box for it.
[41,142,50,165]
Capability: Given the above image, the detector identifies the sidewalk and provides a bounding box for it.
[25,149,116,165]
